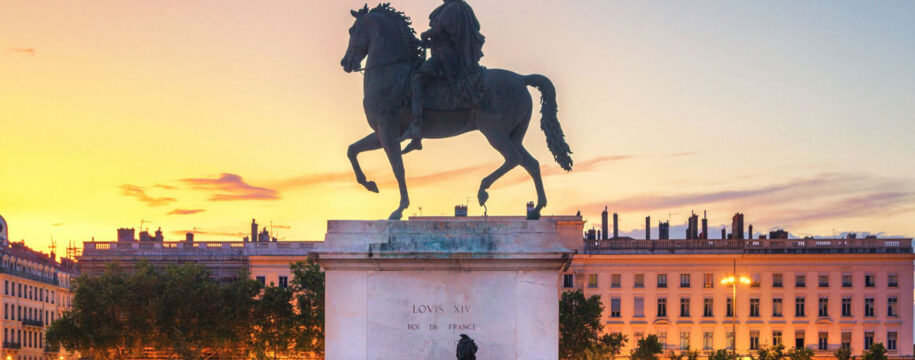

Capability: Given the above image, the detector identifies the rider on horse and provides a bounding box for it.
[402,0,486,153]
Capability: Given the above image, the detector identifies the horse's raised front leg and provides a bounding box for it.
[347,133,382,193]
[379,125,410,220]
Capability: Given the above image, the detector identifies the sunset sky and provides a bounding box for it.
[2,1,914,253]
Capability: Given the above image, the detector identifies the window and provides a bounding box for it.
[864,274,876,287]
[772,298,783,317]
[657,297,668,317]
[773,330,782,345]
[634,297,644,317]
[278,276,288,289]
[563,274,574,288]
[751,273,761,287]
[818,297,829,317]
[888,297,898,317]
[818,332,828,351]
[588,274,598,288]
[610,297,621,317]
[795,333,805,349]
[726,298,734,317]
[3,280,6,295]
[256,276,266,285]
[818,274,829,288]
[704,273,714,288]
[864,298,875,317]
[888,274,898,287]
[864,332,874,350]
[680,274,690,288]
[773,273,783,288]
[611,274,621,288]
[634,274,645,288]
[727,332,735,350]
[703,331,714,350]
[750,331,760,350]
[703,298,713,317]
[680,331,690,350]
[749,298,760,317]
[887,331,897,351]
[795,274,806,288]
[842,274,852,288]
[841,298,852,317]
[658,274,668,288]
[659,332,668,350]
[634,332,644,343]
[796,297,806,317]
[680,297,690,317]
[841,332,851,349]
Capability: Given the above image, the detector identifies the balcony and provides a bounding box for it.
[3,341,21,349]
[583,238,913,255]
[22,318,43,327]
[0,265,60,286]
[82,240,319,257]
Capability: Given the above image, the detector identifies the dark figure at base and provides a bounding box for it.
[456,334,478,360]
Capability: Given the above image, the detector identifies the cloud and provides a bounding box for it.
[120,184,177,207]
[181,173,280,201]
[155,184,177,190]
[273,171,353,190]
[167,209,205,215]
[755,191,914,227]
[52,223,64,227]
[494,154,635,189]
[9,48,36,56]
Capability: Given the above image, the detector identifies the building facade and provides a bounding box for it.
[0,215,78,360]
[566,237,914,359]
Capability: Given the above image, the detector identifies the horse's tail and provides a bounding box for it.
[525,74,573,171]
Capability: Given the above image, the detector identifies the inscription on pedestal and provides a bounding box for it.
[407,304,477,332]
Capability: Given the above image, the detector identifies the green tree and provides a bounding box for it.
[834,346,854,360]
[786,346,815,360]
[667,349,686,360]
[290,259,325,357]
[560,290,605,359]
[686,349,701,360]
[862,343,887,360]
[250,285,295,360]
[710,349,738,360]
[757,344,786,360]
[584,333,628,360]
[631,335,665,360]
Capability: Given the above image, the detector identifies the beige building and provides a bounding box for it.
[0,215,78,360]
[567,236,914,359]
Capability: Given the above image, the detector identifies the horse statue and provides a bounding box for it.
[340,3,572,220]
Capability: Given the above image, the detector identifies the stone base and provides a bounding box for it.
[316,218,574,360]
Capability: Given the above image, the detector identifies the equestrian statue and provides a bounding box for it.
[341,1,573,220]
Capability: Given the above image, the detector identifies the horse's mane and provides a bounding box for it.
[355,3,423,65]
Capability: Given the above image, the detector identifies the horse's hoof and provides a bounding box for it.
[477,189,489,206]
[363,181,379,193]
[388,209,403,220]
[526,209,541,220]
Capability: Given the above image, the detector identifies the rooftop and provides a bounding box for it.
[582,237,913,255]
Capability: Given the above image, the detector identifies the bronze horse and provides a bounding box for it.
[341,4,572,220]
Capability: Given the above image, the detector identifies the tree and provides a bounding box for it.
[250,285,295,360]
[862,343,887,360]
[560,290,605,359]
[667,349,686,360]
[757,344,786,360]
[631,335,665,360]
[290,259,325,357]
[834,346,854,360]
[786,346,815,360]
[710,349,738,360]
[686,349,701,360]
[585,333,628,360]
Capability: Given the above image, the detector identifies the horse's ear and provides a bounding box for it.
[351,9,358,17]
[362,4,370,12]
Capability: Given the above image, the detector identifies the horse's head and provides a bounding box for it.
[341,5,372,73]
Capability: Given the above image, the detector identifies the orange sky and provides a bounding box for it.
[2,1,914,253]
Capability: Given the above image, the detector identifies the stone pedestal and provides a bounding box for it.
[316,218,574,360]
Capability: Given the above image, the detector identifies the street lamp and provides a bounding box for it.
[721,263,751,353]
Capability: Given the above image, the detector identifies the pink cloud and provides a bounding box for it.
[9,48,36,56]
[167,209,205,215]
[120,184,177,207]
[181,173,280,201]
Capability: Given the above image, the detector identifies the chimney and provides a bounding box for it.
[701,211,708,240]
[688,212,699,240]
[117,228,136,242]
[748,224,753,239]
[612,213,619,239]
[721,227,727,239]
[731,213,745,240]
[454,205,468,217]
[601,207,609,240]
[645,216,651,240]
[154,227,164,242]
[185,232,194,243]
[251,219,258,244]
[659,221,670,240]
[526,201,535,218]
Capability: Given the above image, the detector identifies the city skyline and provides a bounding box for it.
[2,1,914,249]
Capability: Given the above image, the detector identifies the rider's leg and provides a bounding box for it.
[402,72,425,153]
